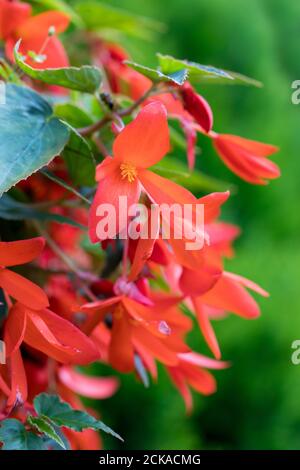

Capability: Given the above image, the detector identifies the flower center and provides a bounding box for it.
[120,162,137,183]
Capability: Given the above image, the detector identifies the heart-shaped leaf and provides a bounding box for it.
[0,419,45,450]
[0,84,70,196]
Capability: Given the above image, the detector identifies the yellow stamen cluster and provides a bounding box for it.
[120,162,137,183]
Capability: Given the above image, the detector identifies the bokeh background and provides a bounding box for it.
[81,0,300,450]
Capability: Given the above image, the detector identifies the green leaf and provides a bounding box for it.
[27,415,66,450]
[34,393,123,441]
[55,104,93,128]
[153,157,232,193]
[125,61,188,85]
[0,419,45,450]
[0,84,70,196]
[75,1,164,40]
[157,54,262,87]
[0,194,86,229]
[15,41,102,93]
[62,127,96,187]
[0,60,22,84]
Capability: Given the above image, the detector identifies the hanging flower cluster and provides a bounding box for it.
[0,0,280,450]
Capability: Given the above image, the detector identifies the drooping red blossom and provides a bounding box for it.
[212,133,280,184]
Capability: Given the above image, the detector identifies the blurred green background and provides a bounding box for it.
[85,0,300,450]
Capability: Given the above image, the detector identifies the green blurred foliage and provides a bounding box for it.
[78,0,300,449]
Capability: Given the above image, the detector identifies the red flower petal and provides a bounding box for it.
[128,208,160,281]
[113,102,170,167]
[179,352,229,370]
[192,297,221,359]
[181,83,213,133]
[201,272,261,318]
[18,35,69,69]
[0,370,10,397]
[139,168,197,205]
[109,312,134,372]
[133,326,179,366]
[198,191,230,223]
[179,263,222,297]
[4,303,27,357]
[180,361,216,395]
[220,134,279,156]
[0,0,31,40]
[6,349,28,410]
[89,159,141,243]
[167,368,193,412]
[0,268,49,310]
[24,309,100,365]
[17,11,70,39]
[58,367,119,399]
[0,237,45,267]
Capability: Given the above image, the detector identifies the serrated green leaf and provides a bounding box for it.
[157,54,262,87]
[125,61,188,85]
[34,393,123,441]
[15,41,102,93]
[27,415,66,450]
[62,126,96,187]
[0,84,70,196]
[0,194,86,229]
[75,1,164,40]
[0,419,45,450]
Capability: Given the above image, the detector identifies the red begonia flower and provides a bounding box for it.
[89,101,203,249]
[81,294,189,373]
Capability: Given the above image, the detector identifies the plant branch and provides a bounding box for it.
[78,84,156,137]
